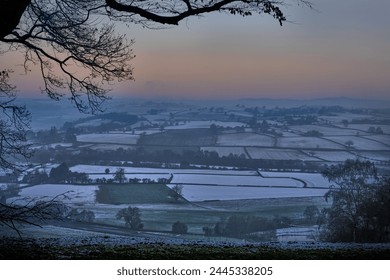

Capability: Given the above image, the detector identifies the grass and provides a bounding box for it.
[138,128,217,146]
[91,195,327,235]
[1,237,389,260]
[95,183,177,204]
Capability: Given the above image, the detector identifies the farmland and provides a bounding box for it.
[2,98,390,244]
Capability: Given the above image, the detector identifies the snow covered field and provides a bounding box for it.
[169,184,328,201]
[165,120,246,130]
[76,133,140,144]
[309,151,356,162]
[88,173,171,181]
[260,171,330,188]
[88,144,136,151]
[170,174,303,187]
[217,133,274,147]
[14,184,98,204]
[289,125,359,136]
[277,137,344,149]
[70,164,257,176]
[201,146,247,158]
[325,136,389,150]
[347,124,390,134]
[356,151,390,162]
[246,148,318,161]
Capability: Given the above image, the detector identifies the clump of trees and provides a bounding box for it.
[114,168,126,184]
[22,162,89,184]
[67,208,95,223]
[116,206,143,230]
[320,159,390,243]
[171,184,184,202]
[203,215,291,239]
[303,130,323,137]
[172,221,188,234]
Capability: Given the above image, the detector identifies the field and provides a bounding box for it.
[170,174,302,187]
[77,133,140,144]
[309,151,356,162]
[276,137,344,149]
[325,136,389,150]
[138,129,217,146]
[217,133,275,147]
[165,120,246,129]
[246,148,318,161]
[260,171,330,188]
[170,185,328,202]
[14,184,98,204]
[288,125,361,136]
[70,164,257,175]
[7,99,390,246]
[200,146,247,158]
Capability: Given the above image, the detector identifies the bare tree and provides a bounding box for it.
[0,195,70,237]
[114,167,127,184]
[171,184,184,201]
[0,70,32,173]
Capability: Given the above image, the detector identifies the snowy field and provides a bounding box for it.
[324,136,390,150]
[76,133,140,144]
[88,144,136,151]
[362,135,390,146]
[169,184,328,201]
[356,151,390,162]
[318,113,375,123]
[217,133,274,147]
[170,174,303,187]
[165,120,246,130]
[32,143,73,149]
[13,184,98,204]
[310,151,357,162]
[260,171,330,188]
[277,137,344,149]
[246,148,319,161]
[276,226,319,242]
[88,173,172,181]
[347,124,390,134]
[289,125,361,136]
[201,147,247,158]
[70,164,257,176]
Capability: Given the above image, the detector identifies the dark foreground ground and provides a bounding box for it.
[1,236,390,260]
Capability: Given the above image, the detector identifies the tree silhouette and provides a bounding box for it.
[320,159,390,242]
[0,70,32,172]
[114,168,126,184]
[116,206,143,230]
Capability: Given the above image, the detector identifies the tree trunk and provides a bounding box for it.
[0,0,31,39]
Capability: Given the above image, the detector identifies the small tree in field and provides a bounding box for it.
[171,184,183,201]
[116,206,143,230]
[172,221,188,234]
[114,168,126,184]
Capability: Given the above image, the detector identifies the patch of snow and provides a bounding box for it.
[169,184,328,201]
[76,133,140,144]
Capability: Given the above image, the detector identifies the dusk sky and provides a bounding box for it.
[3,0,390,100]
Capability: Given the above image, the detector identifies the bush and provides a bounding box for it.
[172,221,188,234]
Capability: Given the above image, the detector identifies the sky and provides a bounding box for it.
[2,0,390,101]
